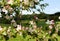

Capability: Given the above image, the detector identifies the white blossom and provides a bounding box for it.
[12,12,16,16]
[7,26,11,32]
[24,0,29,5]
[36,17,38,20]
[49,31,51,34]
[50,20,54,25]
[58,16,60,19]
[46,20,50,24]
[30,21,34,25]
[2,8,8,14]
[0,26,2,31]
[49,25,53,29]
[28,28,33,33]
[10,15,13,18]
[25,27,29,30]
[20,0,22,2]
[7,0,13,5]
[34,0,39,3]
[11,19,15,23]
[43,35,45,38]
[52,34,56,37]
[33,25,37,29]
[0,13,2,18]
[16,25,22,31]
[5,15,10,19]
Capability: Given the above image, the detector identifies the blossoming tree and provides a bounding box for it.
[0,0,48,24]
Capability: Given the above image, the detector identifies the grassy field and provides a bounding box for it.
[0,19,46,27]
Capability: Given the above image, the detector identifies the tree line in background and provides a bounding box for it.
[0,12,60,24]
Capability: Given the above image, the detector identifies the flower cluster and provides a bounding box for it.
[0,4,16,19]
[0,23,59,41]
